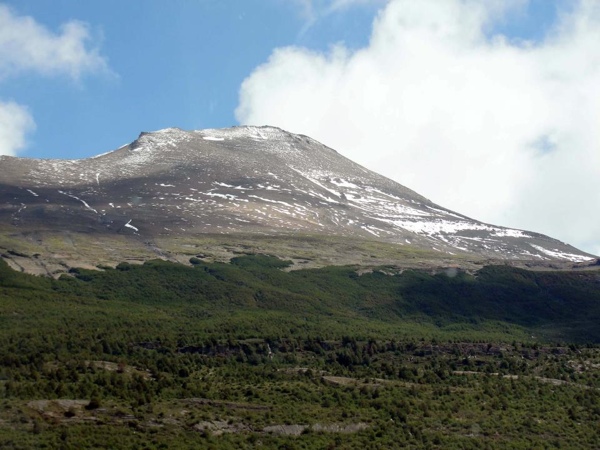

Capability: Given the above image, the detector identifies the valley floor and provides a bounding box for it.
[1,341,599,449]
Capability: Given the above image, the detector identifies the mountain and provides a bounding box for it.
[0,126,595,274]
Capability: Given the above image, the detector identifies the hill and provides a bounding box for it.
[0,255,599,448]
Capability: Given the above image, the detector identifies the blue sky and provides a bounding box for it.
[1,0,599,256]
[1,0,380,159]
[1,0,564,159]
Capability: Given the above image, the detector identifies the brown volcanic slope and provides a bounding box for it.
[0,126,596,275]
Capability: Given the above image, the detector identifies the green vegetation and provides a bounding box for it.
[0,255,599,448]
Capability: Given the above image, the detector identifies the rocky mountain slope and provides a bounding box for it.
[0,126,595,274]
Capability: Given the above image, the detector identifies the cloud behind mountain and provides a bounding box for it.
[237,0,600,256]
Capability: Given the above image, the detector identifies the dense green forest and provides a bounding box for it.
[0,255,599,448]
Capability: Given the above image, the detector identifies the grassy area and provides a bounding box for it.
[0,229,485,277]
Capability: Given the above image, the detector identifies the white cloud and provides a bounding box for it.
[0,4,107,80]
[0,4,109,156]
[236,0,600,256]
[0,101,35,157]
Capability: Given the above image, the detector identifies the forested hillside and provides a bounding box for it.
[1,256,599,448]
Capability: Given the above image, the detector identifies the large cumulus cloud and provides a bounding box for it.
[237,0,600,255]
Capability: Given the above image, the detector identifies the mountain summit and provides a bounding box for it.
[0,126,595,274]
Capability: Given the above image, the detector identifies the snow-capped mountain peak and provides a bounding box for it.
[0,126,595,271]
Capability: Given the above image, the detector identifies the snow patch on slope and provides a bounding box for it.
[58,190,98,214]
[530,244,594,262]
